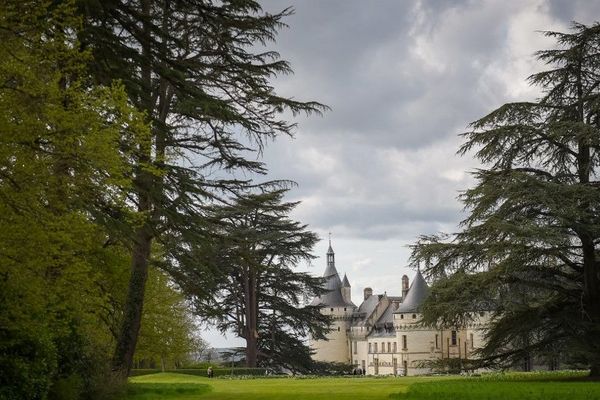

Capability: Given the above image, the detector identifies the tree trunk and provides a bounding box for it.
[244,269,258,367]
[582,237,600,378]
[112,223,153,376]
[575,66,600,377]
[590,363,600,379]
[111,0,156,378]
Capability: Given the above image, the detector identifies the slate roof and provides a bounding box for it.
[342,274,350,287]
[369,301,399,337]
[395,269,429,313]
[310,248,355,307]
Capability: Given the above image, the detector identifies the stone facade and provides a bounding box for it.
[310,242,490,375]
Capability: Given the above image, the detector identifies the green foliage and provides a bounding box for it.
[134,268,207,371]
[139,368,271,377]
[411,22,600,375]
[0,1,146,398]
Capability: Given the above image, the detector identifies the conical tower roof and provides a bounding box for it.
[342,273,350,287]
[396,269,429,313]
[323,259,340,279]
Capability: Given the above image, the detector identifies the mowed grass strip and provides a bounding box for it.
[128,373,418,400]
[127,372,600,400]
[124,374,211,400]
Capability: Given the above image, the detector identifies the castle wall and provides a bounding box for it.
[311,306,354,363]
[350,338,369,371]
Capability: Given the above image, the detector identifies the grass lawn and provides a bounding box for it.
[125,371,600,400]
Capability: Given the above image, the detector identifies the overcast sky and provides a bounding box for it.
[203,0,600,348]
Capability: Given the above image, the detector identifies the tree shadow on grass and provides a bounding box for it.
[124,383,211,399]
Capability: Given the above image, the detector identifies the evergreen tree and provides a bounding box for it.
[76,0,326,376]
[411,23,600,377]
[168,189,331,371]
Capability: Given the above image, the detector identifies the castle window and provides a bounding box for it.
[353,341,357,354]
[435,334,439,349]
[402,335,407,350]
[470,333,474,349]
[479,311,485,317]
[344,307,347,311]
[374,343,378,353]
[393,342,397,353]
[412,314,416,319]
[451,330,457,346]
[337,326,340,332]
[330,308,334,312]
[400,314,404,319]
[368,343,372,353]
[387,342,391,353]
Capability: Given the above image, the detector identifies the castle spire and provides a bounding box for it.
[323,233,338,278]
[326,232,335,268]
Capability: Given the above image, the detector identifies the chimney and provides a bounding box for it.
[364,287,373,300]
[402,275,409,299]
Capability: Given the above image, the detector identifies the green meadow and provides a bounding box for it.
[124,371,600,400]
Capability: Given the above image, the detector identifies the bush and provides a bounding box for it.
[129,369,161,377]
[130,367,270,377]
[179,361,223,369]
[310,361,355,376]
[48,374,83,400]
[0,330,57,400]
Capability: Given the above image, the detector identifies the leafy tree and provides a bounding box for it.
[75,0,326,376]
[168,189,331,371]
[134,267,206,371]
[0,1,146,398]
[411,23,600,377]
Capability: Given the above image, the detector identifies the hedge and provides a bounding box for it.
[130,368,270,377]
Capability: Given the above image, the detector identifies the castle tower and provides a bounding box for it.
[394,269,431,375]
[341,274,351,304]
[310,238,356,363]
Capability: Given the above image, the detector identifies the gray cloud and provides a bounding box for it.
[205,0,599,347]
